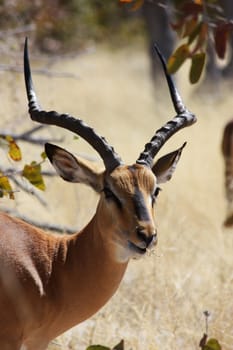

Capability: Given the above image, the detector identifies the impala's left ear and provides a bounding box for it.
[45,143,104,192]
[152,142,186,184]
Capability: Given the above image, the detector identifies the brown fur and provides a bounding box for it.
[0,212,128,349]
[0,145,183,349]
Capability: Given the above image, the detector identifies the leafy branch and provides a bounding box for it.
[1,207,77,234]
[199,311,222,350]
[0,125,63,145]
[0,123,65,199]
[0,134,47,199]
[120,0,233,83]
[167,0,233,83]
[0,128,88,234]
[85,311,223,350]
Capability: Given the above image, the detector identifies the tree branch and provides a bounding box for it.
[7,175,48,207]
[0,125,64,145]
[0,208,78,234]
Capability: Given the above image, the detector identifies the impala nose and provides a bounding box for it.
[136,227,157,248]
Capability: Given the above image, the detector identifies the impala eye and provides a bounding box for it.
[154,187,161,197]
[103,187,122,208]
[152,187,161,205]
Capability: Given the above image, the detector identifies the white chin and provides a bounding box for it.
[114,244,145,263]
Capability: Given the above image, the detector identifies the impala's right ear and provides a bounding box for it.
[45,143,103,193]
[152,143,186,184]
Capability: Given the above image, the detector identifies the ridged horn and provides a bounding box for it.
[24,38,123,173]
[136,44,196,167]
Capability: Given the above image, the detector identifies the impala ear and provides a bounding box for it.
[45,143,103,192]
[152,143,186,184]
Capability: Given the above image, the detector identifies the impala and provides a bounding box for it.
[222,119,233,226]
[0,38,196,350]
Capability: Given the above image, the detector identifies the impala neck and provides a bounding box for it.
[48,215,128,336]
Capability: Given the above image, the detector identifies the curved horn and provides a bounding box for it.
[24,38,123,173]
[136,44,196,167]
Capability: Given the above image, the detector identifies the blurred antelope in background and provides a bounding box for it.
[222,119,233,227]
[0,38,196,350]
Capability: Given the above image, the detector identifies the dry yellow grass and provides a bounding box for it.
[1,44,233,349]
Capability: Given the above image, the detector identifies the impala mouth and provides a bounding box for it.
[128,241,147,255]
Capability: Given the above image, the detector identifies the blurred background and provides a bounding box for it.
[0,1,233,349]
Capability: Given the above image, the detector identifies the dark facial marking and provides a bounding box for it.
[127,165,151,221]
[133,186,150,221]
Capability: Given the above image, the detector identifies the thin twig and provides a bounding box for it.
[0,125,64,145]
[0,166,56,178]
[0,64,80,79]
[0,166,57,206]
[8,175,47,207]
[204,310,211,335]
[0,208,78,234]
[20,125,45,137]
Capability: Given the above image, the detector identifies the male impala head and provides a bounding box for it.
[24,38,196,263]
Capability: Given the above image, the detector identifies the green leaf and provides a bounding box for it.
[0,173,14,199]
[167,44,190,74]
[113,340,124,350]
[41,151,47,160]
[22,162,46,191]
[86,346,110,350]
[190,52,205,84]
[0,135,22,161]
[188,22,202,45]
[7,136,22,161]
[203,338,222,350]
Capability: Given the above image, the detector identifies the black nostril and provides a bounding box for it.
[137,228,156,247]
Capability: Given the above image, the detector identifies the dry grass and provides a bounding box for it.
[1,44,233,349]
